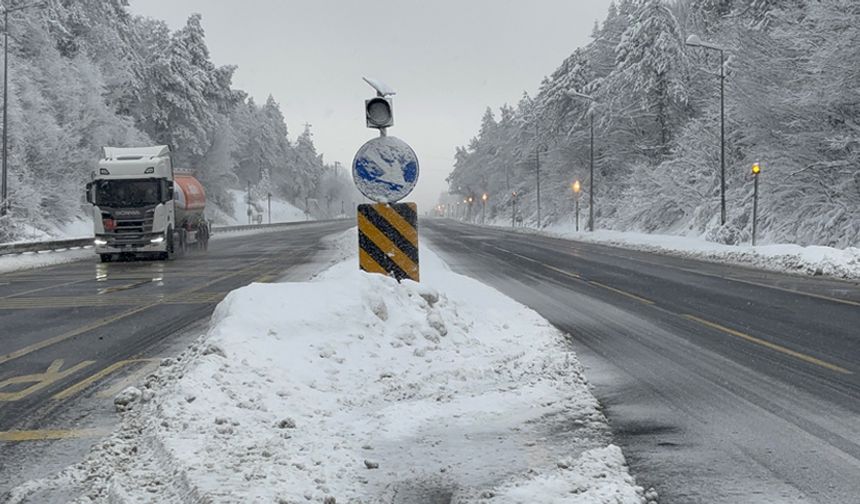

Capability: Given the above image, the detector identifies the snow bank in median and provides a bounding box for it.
[519,224,860,280]
[6,231,647,504]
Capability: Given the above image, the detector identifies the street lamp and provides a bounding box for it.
[572,180,581,232]
[0,1,46,218]
[751,162,761,246]
[567,90,597,232]
[511,191,518,228]
[534,122,541,228]
[481,193,488,224]
[686,33,727,226]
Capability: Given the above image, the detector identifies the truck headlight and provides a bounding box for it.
[150,236,165,244]
[94,239,108,246]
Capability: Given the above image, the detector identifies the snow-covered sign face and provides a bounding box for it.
[352,136,419,203]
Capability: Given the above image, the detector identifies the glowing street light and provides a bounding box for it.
[566,89,598,232]
[751,162,761,246]
[481,193,488,224]
[572,179,581,232]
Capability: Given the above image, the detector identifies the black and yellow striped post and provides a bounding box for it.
[357,202,419,282]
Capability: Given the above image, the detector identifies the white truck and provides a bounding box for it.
[85,145,210,262]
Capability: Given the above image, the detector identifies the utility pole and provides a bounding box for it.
[1,9,8,217]
[567,90,599,232]
[686,35,728,226]
[720,48,726,226]
[246,181,251,225]
[589,110,595,232]
[511,192,517,228]
[535,122,541,228]
[751,163,760,246]
[267,192,272,225]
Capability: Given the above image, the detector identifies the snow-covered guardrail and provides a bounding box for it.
[0,219,345,256]
[0,237,95,256]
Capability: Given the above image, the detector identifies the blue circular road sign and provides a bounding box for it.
[352,136,419,203]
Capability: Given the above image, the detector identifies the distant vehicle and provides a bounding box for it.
[85,145,210,262]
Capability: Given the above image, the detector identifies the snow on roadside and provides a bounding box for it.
[211,189,307,226]
[6,229,648,504]
[504,223,860,280]
[0,247,94,274]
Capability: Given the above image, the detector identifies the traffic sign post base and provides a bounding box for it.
[358,202,419,282]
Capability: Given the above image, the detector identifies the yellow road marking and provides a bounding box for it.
[494,245,583,280]
[0,306,154,365]
[0,277,92,300]
[0,359,96,401]
[544,238,860,309]
[493,246,541,264]
[97,279,153,295]
[0,257,271,365]
[97,360,162,399]
[52,359,158,400]
[589,281,655,305]
[0,428,109,442]
[684,314,852,375]
[542,264,582,279]
[725,276,860,308]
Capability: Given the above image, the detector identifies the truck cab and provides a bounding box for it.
[86,146,177,262]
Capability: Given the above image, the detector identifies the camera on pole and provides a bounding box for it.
[363,77,395,131]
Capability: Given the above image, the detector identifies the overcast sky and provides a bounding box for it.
[128,0,614,209]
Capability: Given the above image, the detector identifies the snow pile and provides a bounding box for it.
[518,224,860,280]
[210,189,307,226]
[0,247,94,274]
[6,232,647,504]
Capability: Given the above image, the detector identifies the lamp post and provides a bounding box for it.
[572,180,581,232]
[267,192,272,224]
[534,123,541,228]
[1,1,46,218]
[751,162,760,246]
[481,193,488,224]
[246,181,252,225]
[511,191,517,228]
[567,90,597,231]
[686,34,727,226]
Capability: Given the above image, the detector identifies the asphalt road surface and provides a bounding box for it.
[424,219,860,504]
[0,220,352,493]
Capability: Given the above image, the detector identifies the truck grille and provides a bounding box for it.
[114,210,154,234]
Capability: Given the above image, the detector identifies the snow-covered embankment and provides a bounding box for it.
[511,223,860,280]
[8,230,649,503]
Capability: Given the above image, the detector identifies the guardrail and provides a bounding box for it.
[0,219,344,257]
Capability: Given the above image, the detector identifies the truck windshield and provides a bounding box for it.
[95,179,161,208]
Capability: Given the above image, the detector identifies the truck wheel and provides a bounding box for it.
[178,229,187,255]
[199,224,209,251]
[164,227,175,260]
[99,254,112,263]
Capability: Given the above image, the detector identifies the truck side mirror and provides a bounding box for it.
[165,181,175,202]
[85,182,93,204]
